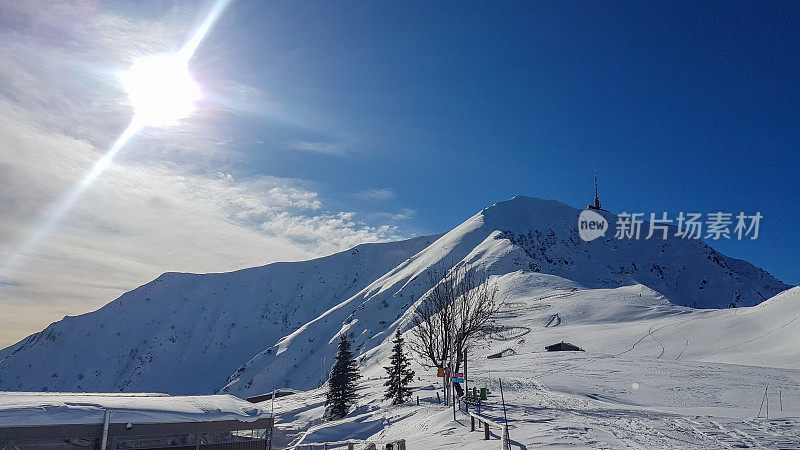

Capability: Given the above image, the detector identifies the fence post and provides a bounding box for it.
[502,426,510,450]
[471,415,475,431]
[484,421,490,440]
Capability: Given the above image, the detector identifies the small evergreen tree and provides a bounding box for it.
[384,330,415,405]
[325,334,361,419]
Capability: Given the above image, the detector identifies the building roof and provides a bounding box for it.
[0,392,271,427]
[545,342,584,351]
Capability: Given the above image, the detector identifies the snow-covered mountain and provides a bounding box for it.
[220,197,789,396]
[0,235,439,394]
[0,197,790,396]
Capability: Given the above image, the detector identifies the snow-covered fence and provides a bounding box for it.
[292,439,406,450]
[468,411,510,450]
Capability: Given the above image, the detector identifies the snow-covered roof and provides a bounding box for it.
[0,392,271,427]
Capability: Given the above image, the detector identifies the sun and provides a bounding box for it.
[120,54,201,127]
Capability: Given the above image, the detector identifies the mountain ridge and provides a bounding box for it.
[0,196,791,395]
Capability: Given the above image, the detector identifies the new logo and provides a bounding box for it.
[578,209,608,242]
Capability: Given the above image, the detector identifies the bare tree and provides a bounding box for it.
[408,263,501,374]
[451,270,500,372]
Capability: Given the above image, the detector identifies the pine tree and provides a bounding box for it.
[384,330,415,405]
[325,334,361,419]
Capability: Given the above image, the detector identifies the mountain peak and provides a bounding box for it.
[482,196,581,231]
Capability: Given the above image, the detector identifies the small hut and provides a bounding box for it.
[545,342,584,352]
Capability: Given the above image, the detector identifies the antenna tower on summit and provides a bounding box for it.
[587,175,604,211]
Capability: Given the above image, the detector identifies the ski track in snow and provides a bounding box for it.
[650,324,666,359]
[696,310,800,362]
[675,325,690,361]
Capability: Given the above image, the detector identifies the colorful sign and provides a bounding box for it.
[452,377,464,383]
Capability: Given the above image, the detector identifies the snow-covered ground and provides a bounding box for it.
[269,283,800,449]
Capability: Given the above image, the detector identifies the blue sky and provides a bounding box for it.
[201,0,799,279]
[0,0,797,345]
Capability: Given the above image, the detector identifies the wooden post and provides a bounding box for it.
[436,392,441,404]
[484,421,490,440]
[416,396,419,406]
[471,415,475,431]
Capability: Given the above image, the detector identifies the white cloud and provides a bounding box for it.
[287,140,346,156]
[0,1,408,347]
[355,188,396,201]
[386,208,417,221]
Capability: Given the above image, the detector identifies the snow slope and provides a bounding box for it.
[269,285,800,449]
[0,235,438,394]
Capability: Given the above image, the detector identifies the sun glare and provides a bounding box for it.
[121,54,201,127]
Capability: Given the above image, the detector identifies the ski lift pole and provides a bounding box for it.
[453,372,456,421]
[451,322,456,420]
[451,347,455,419]
[500,378,510,449]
